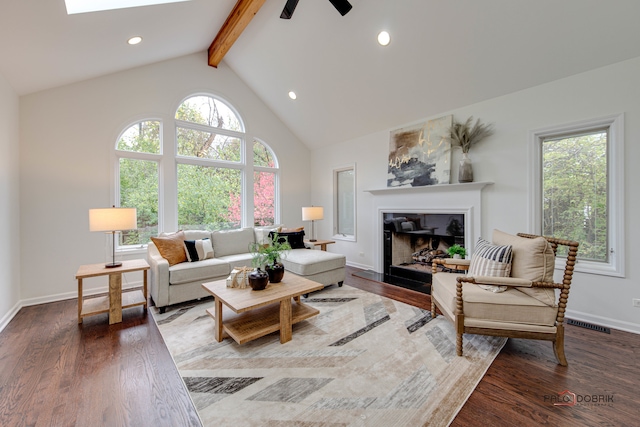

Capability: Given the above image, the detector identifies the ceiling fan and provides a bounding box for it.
[280,0,352,19]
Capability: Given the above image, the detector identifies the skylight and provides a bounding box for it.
[65,0,192,15]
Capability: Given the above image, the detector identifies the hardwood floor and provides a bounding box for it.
[0,298,201,427]
[1,266,638,426]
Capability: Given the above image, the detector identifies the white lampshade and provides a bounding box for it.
[89,207,137,232]
[302,206,324,221]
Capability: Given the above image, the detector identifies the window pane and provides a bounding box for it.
[337,168,355,236]
[176,95,242,131]
[542,130,608,261]
[254,171,275,226]
[119,158,158,245]
[253,140,275,167]
[177,164,241,230]
[176,127,241,161]
[117,121,160,154]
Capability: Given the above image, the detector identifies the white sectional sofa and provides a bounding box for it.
[147,227,346,313]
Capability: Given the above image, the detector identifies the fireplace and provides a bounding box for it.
[382,212,465,293]
[363,181,492,293]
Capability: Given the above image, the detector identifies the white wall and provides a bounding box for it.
[311,56,640,333]
[0,71,20,328]
[19,53,311,302]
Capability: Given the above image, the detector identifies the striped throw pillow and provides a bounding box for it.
[468,239,513,292]
[183,238,214,262]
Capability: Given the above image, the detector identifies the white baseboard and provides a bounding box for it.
[0,279,145,333]
[346,261,373,270]
[565,309,640,335]
[0,301,22,333]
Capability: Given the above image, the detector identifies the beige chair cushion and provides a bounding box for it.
[492,229,557,306]
[432,272,558,327]
[150,231,187,266]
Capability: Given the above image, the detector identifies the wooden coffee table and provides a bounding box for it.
[201,274,324,345]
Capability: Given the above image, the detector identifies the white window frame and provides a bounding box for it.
[252,138,281,227]
[113,119,163,251]
[528,113,624,277]
[332,163,357,242]
[112,93,281,248]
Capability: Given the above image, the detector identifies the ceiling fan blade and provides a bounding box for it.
[328,0,352,16]
[280,0,300,19]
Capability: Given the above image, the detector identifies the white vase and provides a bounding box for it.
[458,152,473,183]
[453,254,462,259]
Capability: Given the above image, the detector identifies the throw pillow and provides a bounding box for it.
[492,229,557,306]
[151,231,187,266]
[254,225,283,245]
[183,238,214,262]
[269,230,306,249]
[468,238,513,293]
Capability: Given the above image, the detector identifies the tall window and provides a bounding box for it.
[175,95,244,230]
[253,139,278,226]
[530,114,624,276]
[116,120,161,247]
[333,164,356,241]
[115,93,280,246]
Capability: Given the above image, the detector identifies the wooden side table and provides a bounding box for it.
[431,258,471,274]
[304,239,335,251]
[76,259,150,325]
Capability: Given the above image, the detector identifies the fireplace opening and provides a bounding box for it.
[382,212,465,293]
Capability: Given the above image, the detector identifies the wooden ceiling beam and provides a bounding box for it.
[208,0,266,68]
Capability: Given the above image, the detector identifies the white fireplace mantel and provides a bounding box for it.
[368,181,493,274]
[365,181,493,195]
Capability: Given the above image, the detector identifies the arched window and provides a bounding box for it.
[253,139,279,226]
[175,95,245,230]
[114,94,280,246]
[115,120,161,246]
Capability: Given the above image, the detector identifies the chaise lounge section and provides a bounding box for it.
[148,227,346,312]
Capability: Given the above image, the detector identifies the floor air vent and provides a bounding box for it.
[566,318,610,334]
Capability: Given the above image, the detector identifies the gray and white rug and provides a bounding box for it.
[153,285,505,426]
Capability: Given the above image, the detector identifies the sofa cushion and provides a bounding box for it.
[216,253,254,269]
[432,272,558,327]
[183,238,214,262]
[492,229,557,306]
[468,238,513,293]
[169,258,230,285]
[183,230,213,241]
[282,249,346,276]
[151,231,187,266]
[211,228,255,257]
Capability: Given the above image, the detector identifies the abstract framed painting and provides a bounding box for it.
[387,115,452,187]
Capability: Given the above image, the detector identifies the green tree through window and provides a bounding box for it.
[117,120,160,246]
[542,130,608,261]
[116,95,280,243]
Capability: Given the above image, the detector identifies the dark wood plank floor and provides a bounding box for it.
[0,297,202,427]
[1,266,638,426]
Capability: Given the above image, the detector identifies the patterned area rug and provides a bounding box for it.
[152,285,505,426]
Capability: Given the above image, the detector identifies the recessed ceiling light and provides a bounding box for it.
[128,36,143,45]
[288,91,297,100]
[377,31,390,46]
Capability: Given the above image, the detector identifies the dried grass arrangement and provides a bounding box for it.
[448,116,495,153]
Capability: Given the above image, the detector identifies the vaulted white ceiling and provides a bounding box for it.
[3,0,640,149]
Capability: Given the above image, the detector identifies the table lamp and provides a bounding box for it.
[89,206,137,268]
[301,206,323,242]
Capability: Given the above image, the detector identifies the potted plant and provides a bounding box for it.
[447,244,466,259]
[250,233,291,284]
[447,116,494,183]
